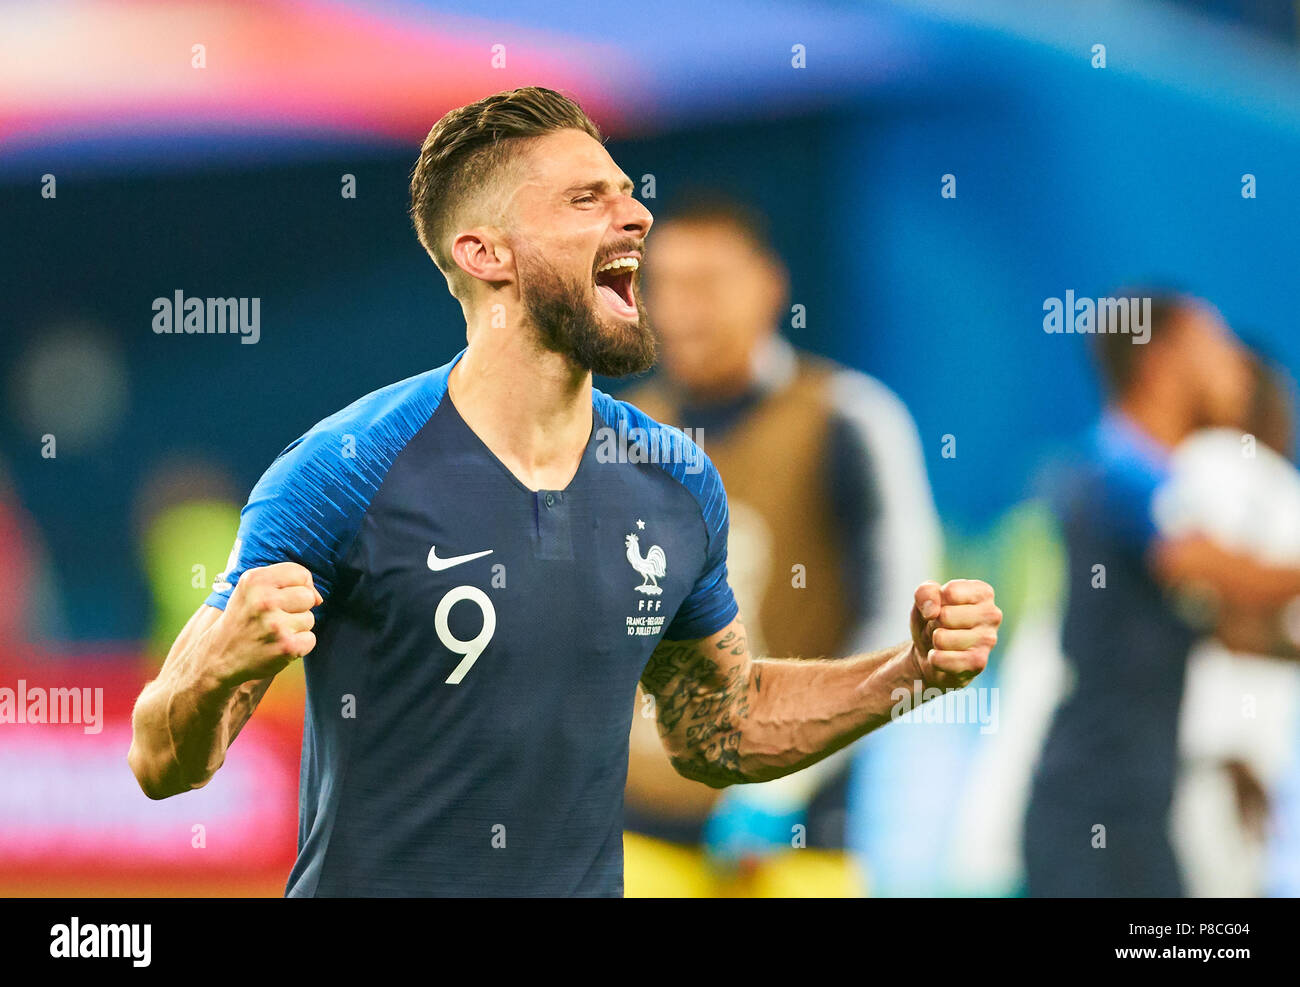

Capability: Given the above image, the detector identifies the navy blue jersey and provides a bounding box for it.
[1024,411,1198,896]
[205,349,737,896]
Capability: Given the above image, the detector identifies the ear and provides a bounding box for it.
[451,229,514,287]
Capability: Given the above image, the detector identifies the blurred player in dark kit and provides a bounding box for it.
[1025,293,1300,897]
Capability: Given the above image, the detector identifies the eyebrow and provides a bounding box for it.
[564,177,635,197]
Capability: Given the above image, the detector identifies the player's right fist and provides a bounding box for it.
[212,561,322,684]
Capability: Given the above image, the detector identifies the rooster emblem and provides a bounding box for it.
[625,532,666,595]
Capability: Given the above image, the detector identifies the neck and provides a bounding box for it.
[448,313,593,491]
[682,371,756,407]
[681,334,779,406]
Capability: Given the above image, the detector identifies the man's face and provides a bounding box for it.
[643,220,787,398]
[505,129,655,377]
[1172,304,1252,430]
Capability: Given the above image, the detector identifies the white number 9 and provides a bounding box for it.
[435,585,497,684]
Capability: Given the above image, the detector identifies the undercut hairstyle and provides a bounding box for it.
[409,87,603,296]
[656,188,777,259]
[1092,287,1193,397]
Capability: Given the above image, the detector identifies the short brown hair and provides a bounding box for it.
[658,188,777,258]
[409,87,602,288]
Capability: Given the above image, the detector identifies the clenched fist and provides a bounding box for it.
[211,561,322,685]
[908,579,1001,691]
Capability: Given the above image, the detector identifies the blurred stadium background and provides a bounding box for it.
[2,0,1299,895]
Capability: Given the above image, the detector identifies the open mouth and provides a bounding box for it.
[594,256,639,320]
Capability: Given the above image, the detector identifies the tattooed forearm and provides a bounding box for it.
[642,616,920,787]
[674,660,750,786]
[641,626,756,787]
[642,583,999,787]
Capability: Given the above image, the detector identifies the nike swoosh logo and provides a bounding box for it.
[427,546,494,571]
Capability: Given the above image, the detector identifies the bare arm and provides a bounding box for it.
[1151,535,1300,660]
[127,562,320,799]
[127,606,268,799]
[625,685,720,814]
[1209,603,1300,661]
[641,579,1001,788]
[1153,535,1300,612]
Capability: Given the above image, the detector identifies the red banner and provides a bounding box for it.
[0,650,301,897]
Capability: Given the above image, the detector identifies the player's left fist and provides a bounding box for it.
[908,579,1001,691]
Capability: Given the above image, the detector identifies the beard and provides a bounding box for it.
[516,248,656,378]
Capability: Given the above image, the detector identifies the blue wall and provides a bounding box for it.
[829,31,1300,527]
[4,9,1300,640]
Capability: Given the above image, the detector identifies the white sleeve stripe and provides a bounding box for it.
[827,368,943,656]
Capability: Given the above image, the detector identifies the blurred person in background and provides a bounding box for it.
[133,457,244,661]
[0,459,65,652]
[622,193,941,896]
[0,464,38,650]
[1024,292,1300,897]
[133,457,309,712]
[1163,349,1300,896]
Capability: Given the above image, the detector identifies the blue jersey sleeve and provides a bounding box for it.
[205,367,447,611]
[205,429,365,610]
[663,448,739,641]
